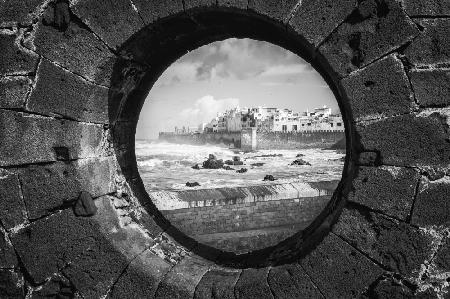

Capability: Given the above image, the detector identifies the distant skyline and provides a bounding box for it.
[136,38,339,139]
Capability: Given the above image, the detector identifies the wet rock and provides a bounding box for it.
[296,153,305,157]
[225,157,244,166]
[223,166,234,171]
[203,154,224,169]
[263,175,276,181]
[186,182,200,187]
[291,159,311,166]
[236,168,248,174]
[73,191,97,217]
[251,162,265,167]
[191,164,200,170]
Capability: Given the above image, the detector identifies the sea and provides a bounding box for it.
[136,140,345,192]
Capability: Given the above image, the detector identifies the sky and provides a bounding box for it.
[136,38,339,140]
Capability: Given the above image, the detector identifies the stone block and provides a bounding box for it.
[0,30,39,76]
[0,0,44,27]
[319,0,418,78]
[342,54,415,121]
[349,166,419,220]
[32,17,116,86]
[0,171,27,229]
[217,0,248,9]
[73,191,98,217]
[109,250,171,298]
[11,208,130,296]
[356,114,450,169]
[132,0,184,24]
[435,236,450,271]
[289,0,356,49]
[411,177,450,227]
[248,0,298,23]
[409,68,450,107]
[268,264,324,298]
[300,233,383,298]
[404,19,450,66]
[19,157,116,220]
[0,110,105,166]
[154,256,210,299]
[30,275,75,299]
[0,229,17,269]
[194,269,241,299]
[27,59,109,123]
[333,208,433,275]
[234,267,273,299]
[404,0,450,17]
[185,0,216,9]
[0,269,25,298]
[0,76,31,109]
[71,0,145,49]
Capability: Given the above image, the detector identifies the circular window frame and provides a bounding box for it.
[110,8,355,268]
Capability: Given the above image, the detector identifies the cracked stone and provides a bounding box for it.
[0,171,27,230]
[0,0,44,27]
[0,31,39,76]
[342,54,416,121]
[435,236,450,272]
[349,166,419,220]
[0,269,25,298]
[27,59,109,123]
[248,0,299,23]
[319,0,418,78]
[404,0,450,16]
[131,0,184,25]
[300,233,383,298]
[333,207,434,275]
[73,191,97,217]
[0,229,18,269]
[404,19,450,66]
[30,274,75,299]
[194,269,241,299]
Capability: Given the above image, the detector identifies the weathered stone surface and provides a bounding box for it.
[18,157,116,220]
[319,0,418,78]
[356,114,450,169]
[435,236,450,271]
[0,76,31,109]
[268,264,324,298]
[0,110,105,166]
[300,233,383,298]
[235,267,273,299]
[248,0,298,23]
[27,59,109,123]
[11,207,130,296]
[0,229,17,269]
[217,0,248,9]
[409,68,450,107]
[0,269,25,298]
[0,30,39,76]
[0,171,27,229]
[155,256,210,299]
[185,0,216,9]
[132,0,184,24]
[194,269,241,299]
[0,0,44,27]
[333,208,433,275]
[411,177,450,227]
[32,17,116,86]
[71,0,145,49]
[349,166,420,220]
[73,191,98,217]
[290,0,355,48]
[404,0,450,17]
[30,274,75,299]
[358,151,379,166]
[109,250,171,298]
[342,54,415,121]
[404,19,450,66]
[365,276,421,298]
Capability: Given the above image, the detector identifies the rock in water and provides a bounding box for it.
[223,166,234,171]
[263,175,276,181]
[203,154,224,169]
[291,159,311,166]
[73,191,97,217]
[192,164,200,170]
[296,153,305,157]
[186,182,200,187]
[251,162,265,167]
[236,168,248,173]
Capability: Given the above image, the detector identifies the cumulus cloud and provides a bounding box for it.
[179,95,240,125]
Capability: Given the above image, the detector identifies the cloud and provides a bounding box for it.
[179,95,240,125]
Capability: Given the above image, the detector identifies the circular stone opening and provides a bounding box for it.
[135,38,346,255]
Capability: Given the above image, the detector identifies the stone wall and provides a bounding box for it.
[0,0,449,298]
[256,130,345,149]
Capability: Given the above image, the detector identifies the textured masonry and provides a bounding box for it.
[0,0,449,298]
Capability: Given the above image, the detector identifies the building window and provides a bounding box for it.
[282,125,287,132]
[337,123,342,126]
[293,125,298,131]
